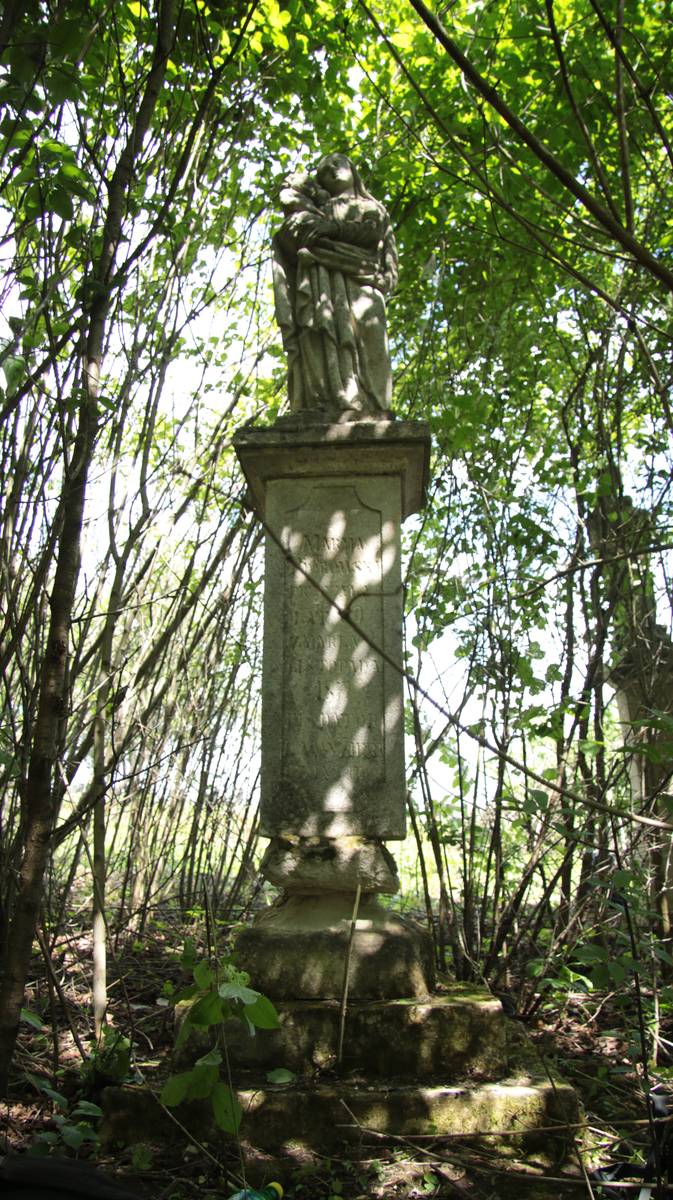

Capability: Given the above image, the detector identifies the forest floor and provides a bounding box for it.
[2,912,671,1199]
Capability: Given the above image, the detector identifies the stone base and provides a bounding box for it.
[233,416,430,521]
[260,836,399,894]
[238,1071,579,1159]
[101,1027,579,1165]
[177,986,507,1080]
[235,894,434,999]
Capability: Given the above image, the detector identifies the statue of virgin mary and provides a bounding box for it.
[272,153,398,415]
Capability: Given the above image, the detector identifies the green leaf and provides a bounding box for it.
[51,17,84,56]
[33,1132,58,1149]
[210,1081,242,1133]
[59,1124,85,1150]
[266,1067,295,1083]
[58,162,95,200]
[195,1048,222,1068]
[573,945,609,964]
[613,869,634,889]
[72,1100,103,1118]
[49,185,74,221]
[578,739,603,758]
[218,981,259,1005]
[160,1071,191,1107]
[243,994,279,1030]
[76,1124,99,1144]
[588,964,611,989]
[608,960,628,983]
[27,1074,68,1110]
[130,1144,154,1172]
[193,961,215,989]
[185,1064,218,1100]
[3,354,25,392]
[46,66,81,103]
[188,990,224,1027]
[20,1008,45,1030]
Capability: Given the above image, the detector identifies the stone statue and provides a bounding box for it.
[272,153,398,416]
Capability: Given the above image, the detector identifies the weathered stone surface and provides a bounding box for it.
[272,154,398,415]
[233,418,430,520]
[101,1023,579,1164]
[176,987,507,1080]
[260,836,399,894]
[237,1073,579,1157]
[235,894,434,999]
[233,418,429,851]
[262,470,405,839]
[99,1086,168,1144]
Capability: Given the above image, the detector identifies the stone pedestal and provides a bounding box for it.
[233,415,432,999]
[105,992,581,1181]
[176,984,509,1079]
[98,413,580,1183]
[235,894,433,1000]
[218,414,581,1175]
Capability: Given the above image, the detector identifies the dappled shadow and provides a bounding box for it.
[232,415,433,1004]
[238,1066,578,1161]
[261,476,405,840]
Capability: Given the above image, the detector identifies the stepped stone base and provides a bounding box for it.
[101,1025,579,1163]
[177,986,507,1079]
[238,1069,578,1158]
[235,894,435,999]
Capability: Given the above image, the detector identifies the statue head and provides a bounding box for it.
[315,153,373,201]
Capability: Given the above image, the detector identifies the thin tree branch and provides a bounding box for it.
[403,0,673,291]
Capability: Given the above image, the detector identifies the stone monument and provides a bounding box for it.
[229,154,578,1169]
[97,156,579,1188]
[234,152,433,1000]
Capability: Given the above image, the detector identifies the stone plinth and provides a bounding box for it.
[235,894,434,1000]
[233,419,430,843]
[236,1073,579,1158]
[233,415,433,1002]
[176,986,507,1080]
[102,1019,580,1169]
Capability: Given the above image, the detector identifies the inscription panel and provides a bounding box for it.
[261,475,405,838]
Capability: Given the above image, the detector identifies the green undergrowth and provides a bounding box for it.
[4,914,673,1198]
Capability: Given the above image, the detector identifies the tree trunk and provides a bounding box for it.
[0,399,97,1093]
[0,0,177,1092]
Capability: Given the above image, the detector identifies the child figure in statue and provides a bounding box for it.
[272,153,398,416]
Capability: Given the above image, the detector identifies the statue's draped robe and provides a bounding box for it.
[272,199,397,413]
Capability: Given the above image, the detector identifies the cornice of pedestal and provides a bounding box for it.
[233,411,431,521]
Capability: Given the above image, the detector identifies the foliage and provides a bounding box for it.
[26,1074,102,1155]
[83,1026,134,1088]
[160,940,279,1134]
